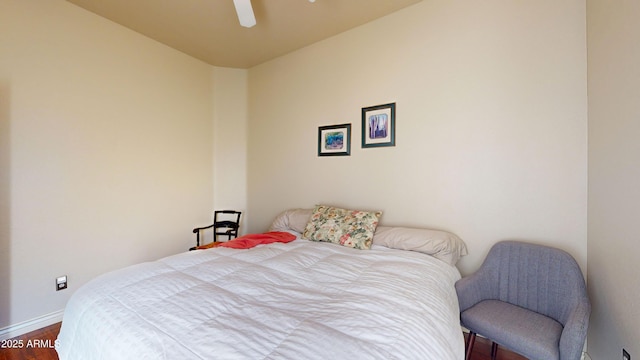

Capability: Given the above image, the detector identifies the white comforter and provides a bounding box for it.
[56,237,464,360]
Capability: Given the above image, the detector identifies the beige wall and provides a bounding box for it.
[0,0,215,331]
[212,67,248,230]
[248,0,588,275]
[587,0,640,358]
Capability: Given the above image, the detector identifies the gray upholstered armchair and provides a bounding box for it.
[455,241,590,360]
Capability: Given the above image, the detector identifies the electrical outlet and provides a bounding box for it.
[623,349,631,360]
[56,275,67,291]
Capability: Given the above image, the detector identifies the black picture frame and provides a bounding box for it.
[318,123,351,156]
[362,103,396,148]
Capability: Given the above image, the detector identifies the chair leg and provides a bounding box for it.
[465,332,476,360]
[490,341,498,360]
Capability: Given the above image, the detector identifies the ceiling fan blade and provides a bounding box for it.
[233,0,256,28]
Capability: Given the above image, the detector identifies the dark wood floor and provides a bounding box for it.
[0,323,61,360]
[464,332,528,360]
[0,323,526,360]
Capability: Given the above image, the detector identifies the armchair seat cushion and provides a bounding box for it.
[461,300,563,360]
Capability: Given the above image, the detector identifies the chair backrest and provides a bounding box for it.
[213,210,242,241]
[480,241,588,326]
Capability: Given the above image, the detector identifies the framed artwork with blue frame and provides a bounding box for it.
[318,123,351,156]
[362,103,395,148]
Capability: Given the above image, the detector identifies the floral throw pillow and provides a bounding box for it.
[302,205,382,250]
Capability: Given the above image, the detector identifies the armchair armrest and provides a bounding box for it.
[192,224,215,246]
[193,224,215,233]
[455,269,498,312]
[559,300,591,360]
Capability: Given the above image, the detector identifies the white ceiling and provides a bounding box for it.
[66,0,422,68]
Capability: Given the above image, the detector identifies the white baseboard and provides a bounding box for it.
[0,310,64,341]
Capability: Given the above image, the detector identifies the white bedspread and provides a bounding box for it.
[56,238,464,359]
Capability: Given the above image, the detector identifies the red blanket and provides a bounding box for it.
[196,231,296,250]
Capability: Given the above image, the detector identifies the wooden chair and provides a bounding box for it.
[191,210,242,249]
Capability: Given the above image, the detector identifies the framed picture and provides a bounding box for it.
[362,102,395,148]
[318,123,351,156]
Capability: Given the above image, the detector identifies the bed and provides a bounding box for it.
[56,207,468,359]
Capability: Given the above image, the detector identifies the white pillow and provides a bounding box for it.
[268,208,313,233]
[373,226,468,266]
[269,208,467,265]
